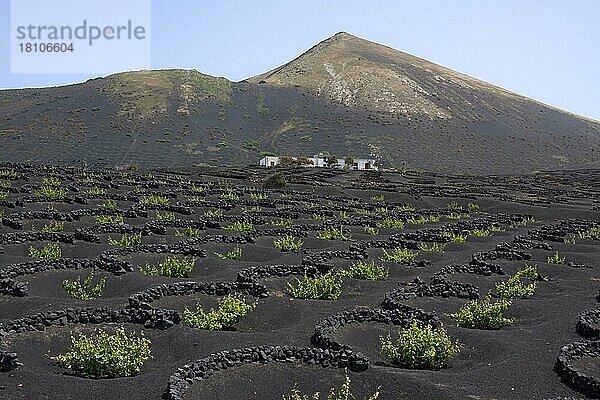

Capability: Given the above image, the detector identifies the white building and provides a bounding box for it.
[259,154,378,170]
[259,156,280,167]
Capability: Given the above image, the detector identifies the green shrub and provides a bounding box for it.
[41,221,64,233]
[380,247,418,263]
[380,322,459,369]
[450,295,513,329]
[511,217,536,228]
[364,226,379,235]
[100,199,118,209]
[467,203,480,212]
[175,227,202,238]
[406,216,429,225]
[221,189,240,201]
[215,246,242,260]
[0,169,17,179]
[374,206,388,215]
[263,172,287,189]
[317,227,351,241]
[42,176,61,186]
[36,184,66,198]
[95,215,123,224]
[288,272,341,300]
[283,375,379,400]
[108,232,141,246]
[336,211,350,219]
[564,235,576,244]
[140,256,195,278]
[183,294,256,330]
[356,209,376,216]
[417,242,446,252]
[447,213,463,220]
[340,261,388,281]
[223,221,253,232]
[471,229,491,237]
[29,242,61,259]
[187,195,205,203]
[447,201,462,210]
[271,218,293,227]
[547,251,566,264]
[274,235,304,251]
[204,208,223,217]
[63,271,105,300]
[578,226,600,240]
[496,264,538,298]
[51,327,151,378]
[139,195,170,206]
[376,218,404,230]
[83,187,107,195]
[442,231,467,243]
[250,192,268,200]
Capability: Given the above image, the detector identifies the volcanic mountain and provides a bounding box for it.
[0,32,598,173]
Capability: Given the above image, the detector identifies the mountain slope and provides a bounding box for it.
[0,33,598,174]
[249,32,594,123]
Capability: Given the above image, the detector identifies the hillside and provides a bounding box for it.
[0,33,598,174]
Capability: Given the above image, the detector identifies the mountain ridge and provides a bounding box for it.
[0,32,598,174]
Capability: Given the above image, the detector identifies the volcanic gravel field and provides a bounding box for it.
[0,163,599,400]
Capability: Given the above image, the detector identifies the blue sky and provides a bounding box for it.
[1,0,598,120]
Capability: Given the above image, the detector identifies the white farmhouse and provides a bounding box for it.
[259,156,280,167]
[259,153,378,170]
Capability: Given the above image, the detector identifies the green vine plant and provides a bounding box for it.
[450,295,513,329]
[175,226,202,238]
[376,218,404,230]
[442,231,467,243]
[496,264,538,298]
[223,221,253,232]
[95,215,123,224]
[155,211,176,220]
[417,242,446,252]
[287,272,342,300]
[271,218,293,227]
[41,221,64,233]
[380,321,460,370]
[283,375,380,400]
[274,236,304,251]
[139,195,170,206]
[214,246,242,260]
[51,327,151,378]
[547,251,566,265]
[108,232,141,246]
[62,271,106,300]
[183,294,256,330]
[339,261,388,281]
[317,227,352,241]
[29,242,61,260]
[140,256,196,278]
[380,247,418,263]
[364,226,379,235]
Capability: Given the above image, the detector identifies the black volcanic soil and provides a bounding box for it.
[0,163,599,400]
